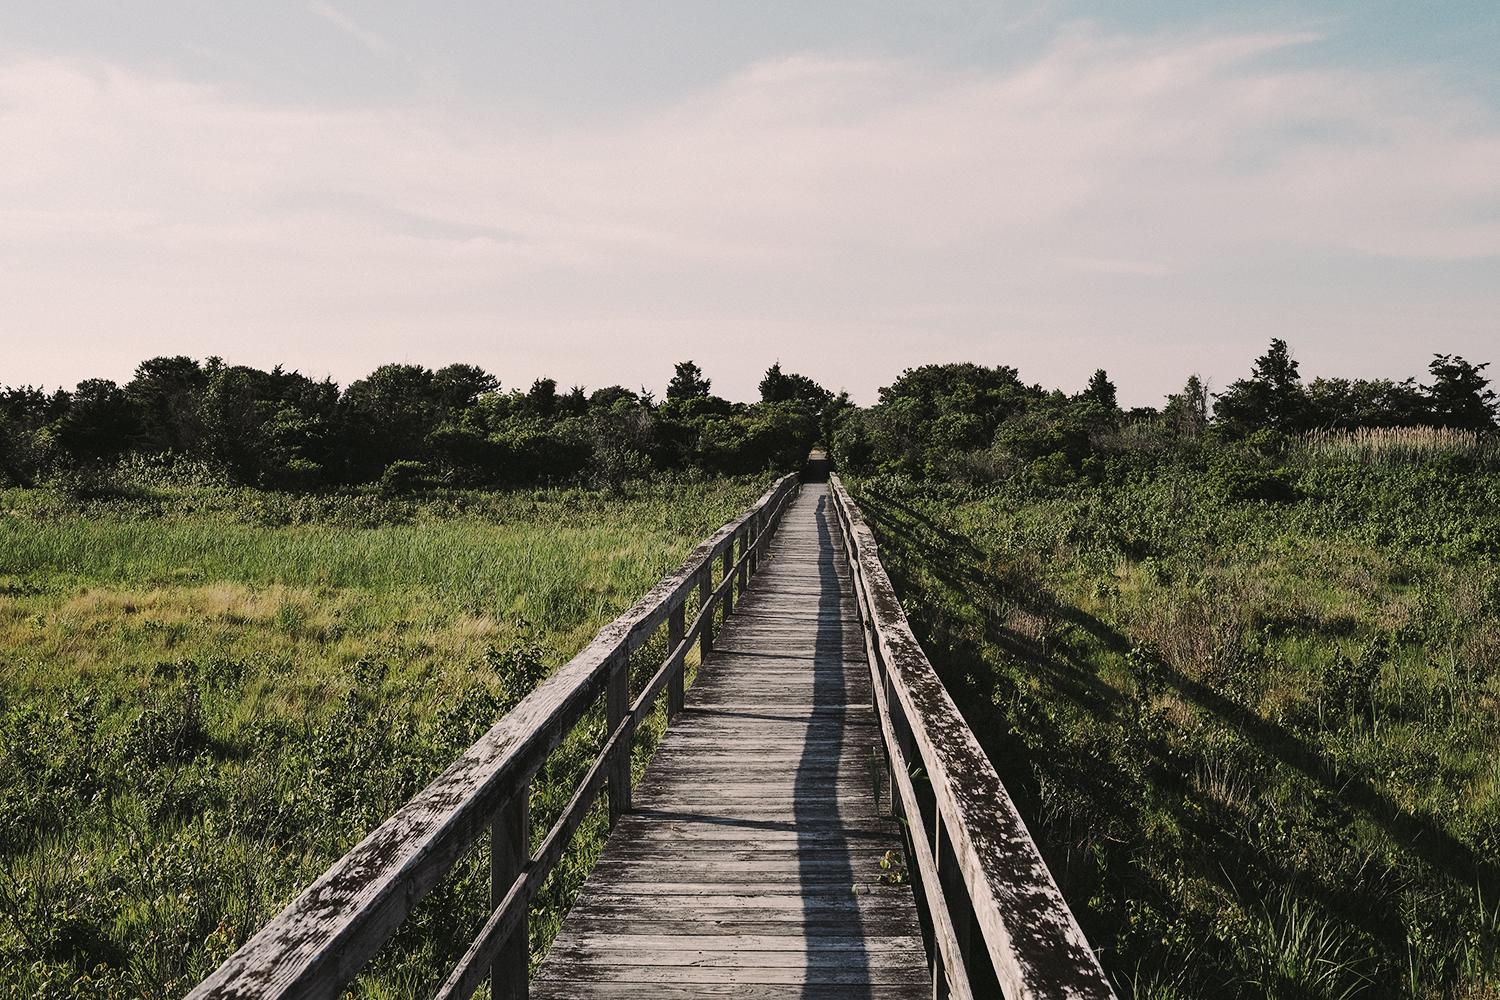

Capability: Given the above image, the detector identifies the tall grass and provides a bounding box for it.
[1299,426,1500,470]
[0,475,772,999]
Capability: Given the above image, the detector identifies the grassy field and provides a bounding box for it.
[0,473,773,999]
[847,460,1500,999]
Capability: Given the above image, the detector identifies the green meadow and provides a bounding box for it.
[848,460,1500,999]
[0,474,772,999]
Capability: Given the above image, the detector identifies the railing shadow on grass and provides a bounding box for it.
[828,475,1117,1000]
[850,479,1500,979]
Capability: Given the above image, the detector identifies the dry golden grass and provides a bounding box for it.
[1302,425,1498,467]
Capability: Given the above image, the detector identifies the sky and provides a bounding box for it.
[1,1,1497,406]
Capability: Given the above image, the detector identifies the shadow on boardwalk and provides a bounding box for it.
[531,484,928,998]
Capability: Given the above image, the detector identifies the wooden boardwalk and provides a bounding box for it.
[532,483,930,998]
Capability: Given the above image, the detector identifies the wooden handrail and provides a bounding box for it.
[827,475,1117,1000]
[187,473,801,1000]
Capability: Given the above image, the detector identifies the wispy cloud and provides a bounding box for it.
[1,27,1498,401]
[307,2,399,57]
[1052,256,1177,276]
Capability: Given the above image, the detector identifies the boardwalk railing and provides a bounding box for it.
[828,475,1117,1000]
[188,473,801,1000]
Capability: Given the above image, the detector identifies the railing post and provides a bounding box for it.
[933,812,973,1000]
[736,531,749,594]
[492,786,530,1000]
[607,652,631,825]
[668,599,686,720]
[748,512,760,575]
[698,567,714,657]
[722,545,735,615]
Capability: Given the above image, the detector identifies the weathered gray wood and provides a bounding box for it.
[546,946,926,970]
[555,932,923,951]
[736,531,749,593]
[869,658,975,1000]
[721,545,735,615]
[828,476,1116,1000]
[667,602,685,719]
[435,480,800,994]
[532,485,930,999]
[187,474,799,1000]
[562,916,924,938]
[493,790,529,1000]
[606,655,631,825]
[697,567,713,658]
[548,967,930,987]
[529,985,922,1000]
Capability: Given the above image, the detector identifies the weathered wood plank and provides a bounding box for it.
[532,983,924,999]
[547,945,924,968]
[553,933,923,952]
[570,893,917,912]
[532,484,929,999]
[559,916,924,938]
[535,964,929,986]
[591,860,897,877]
[601,828,896,846]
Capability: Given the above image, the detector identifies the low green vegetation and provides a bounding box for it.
[847,455,1500,999]
[826,339,1499,998]
[0,469,773,999]
[6,336,1498,998]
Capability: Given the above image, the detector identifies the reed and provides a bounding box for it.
[1299,426,1500,469]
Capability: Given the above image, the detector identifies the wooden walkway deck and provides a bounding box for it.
[532,483,929,998]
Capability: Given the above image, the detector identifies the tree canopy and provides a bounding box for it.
[4,341,1493,492]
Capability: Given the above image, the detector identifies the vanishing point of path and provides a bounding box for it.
[532,482,930,998]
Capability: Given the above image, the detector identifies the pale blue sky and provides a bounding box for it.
[2,1,1497,404]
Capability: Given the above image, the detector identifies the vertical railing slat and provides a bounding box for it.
[697,567,714,659]
[491,788,530,1000]
[667,600,686,720]
[606,652,631,825]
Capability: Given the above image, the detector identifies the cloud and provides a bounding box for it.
[1,27,1498,401]
[307,2,399,57]
[1052,256,1177,276]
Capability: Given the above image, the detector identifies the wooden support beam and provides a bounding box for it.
[606,653,631,825]
[697,568,714,658]
[492,788,530,1000]
[721,546,735,615]
[667,601,685,720]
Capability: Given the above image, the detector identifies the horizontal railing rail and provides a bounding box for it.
[828,474,1116,1000]
[188,472,802,1000]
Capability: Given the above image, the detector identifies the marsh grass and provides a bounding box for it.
[849,465,1500,998]
[0,475,770,999]
[1300,427,1500,471]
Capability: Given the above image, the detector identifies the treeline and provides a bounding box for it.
[0,358,835,491]
[4,341,1495,493]
[831,340,1498,483]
